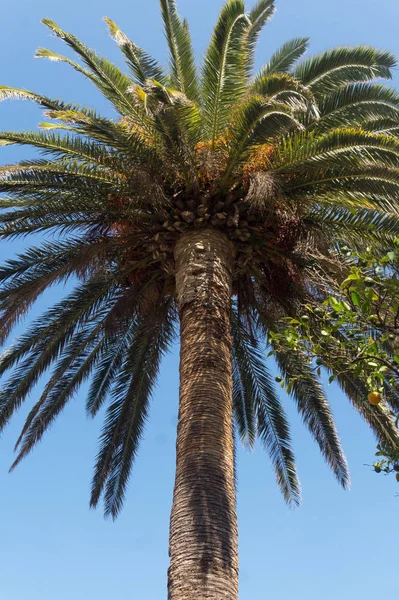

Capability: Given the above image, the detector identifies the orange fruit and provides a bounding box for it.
[368,391,382,405]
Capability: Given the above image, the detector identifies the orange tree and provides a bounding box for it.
[271,243,399,484]
[1,1,399,598]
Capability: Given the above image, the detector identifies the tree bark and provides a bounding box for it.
[168,228,239,600]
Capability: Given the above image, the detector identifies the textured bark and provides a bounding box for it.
[168,228,238,600]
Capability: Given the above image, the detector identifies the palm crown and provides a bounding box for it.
[1,0,399,518]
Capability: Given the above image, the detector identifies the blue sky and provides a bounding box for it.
[1,1,398,599]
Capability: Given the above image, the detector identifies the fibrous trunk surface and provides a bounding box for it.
[168,228,238,600]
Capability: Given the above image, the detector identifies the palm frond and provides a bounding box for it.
[0,85,70,110]
[231,310,301,506]
[245,0,276,73]
[293,46,397,96]
[160,0,199,102]
[0,237,109,342]
[41,19,141,117]
[10,330,107,469]
[90,303,175,518]
[286,165,399,215]
[104,17,166,85]
[0,237,95,283]
[148,90,200,187]
[201,0,249,145]
[0,276,119,379]
[274,128,399,173]
[271,346,350,488]
[315,83,399,133]
[256,37,309,77]
[86,329,134,417]
[231,313,257,447]
[35,47,99,81]
[224,96,301,178]
[0,160,122,196]
[308,205,399,245]
[250,73,317,122]
[39,107,158,157]
[0,130,117,165]
[362,117,399,136]
[246,0,275,45]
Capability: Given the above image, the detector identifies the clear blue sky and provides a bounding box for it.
[0,1,398,599]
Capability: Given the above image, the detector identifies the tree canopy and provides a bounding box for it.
[0,0,399,517]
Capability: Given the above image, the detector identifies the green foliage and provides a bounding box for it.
[245,0,276,73]
[0,0,398,515]
[371,442,399,482]
[256,37,309,77]
[90,303,175,518]
[293,46,396,97]
[270,348,350,488]
[160,0,200,102]
[104,18,166,85]
[201,0,249,145]
[231,309,301,505]
[270,243,399,482]
[315,84,399,133]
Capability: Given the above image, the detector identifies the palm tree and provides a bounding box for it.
[1,0,399,597]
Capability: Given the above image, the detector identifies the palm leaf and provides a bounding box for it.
[0,85,70,110]
[41,19,141,117]
[256,37,309,77]
[104,17,165,85]
[90,303,175,518]
[225,96,300,177]
[308,205,399,245]
[201,0,249,145]
[315,83,399,132]
[35,47,100,81]
[271,347,350,488]
[293,46,396,96]
[10,330,107,469]
[245,0,276,73]
[160,0,199,102]
[0,276,119,380]
[86,329,134,417]
[0,130,116,165]
[231,310,301,505]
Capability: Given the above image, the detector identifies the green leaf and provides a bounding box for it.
[271,347,349,488]
[257,37,309,77]
[245,0,276,73]
[104,17,165,85]
[201,0,249,145]
[231,311,301,504]
[160,1,200,102]
[246,0,275,47]
[40,19,144,118]
[315,83,399,133]
[294,46,397,97]
[342,273,362,287]
[224,96,299,178]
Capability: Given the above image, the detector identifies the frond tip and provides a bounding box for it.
[232,311,301,506]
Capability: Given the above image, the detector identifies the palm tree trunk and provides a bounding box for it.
[168,228,239,600]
